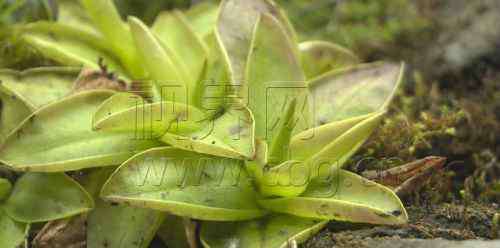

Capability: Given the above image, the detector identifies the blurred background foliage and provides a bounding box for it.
[0,0,430,68]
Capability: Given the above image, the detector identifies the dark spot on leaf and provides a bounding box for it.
[391,210,402,216]
[211,140,216,144]
[376,212,391,218]
[110,202,119,206]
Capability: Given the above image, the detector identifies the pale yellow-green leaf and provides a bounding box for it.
[129,16,190,103]
[21,23,128,78]
[254,160,309,198]
[217,0,298,84]
[160,106,255,159]
[185,1,219,39]
[306,112,385,171]
[0,90,161,172]
[300,40,360,79]
[259,169,408,225]
[79,0,143,78]
[308,62,404,125]
[201,215,327,248]
[0,67,78,108]
[93,97,205,140]
[289,113,374,161]
[268,98,297,165]
[246,14,309,140]
[4,173,94,223]
[58,0,95,32]
[152,10,208,90]
[195,32,232,111]
[0,84,33,146]
[101,147,266,221]
[84,168,165,248]
[0,207,27,248]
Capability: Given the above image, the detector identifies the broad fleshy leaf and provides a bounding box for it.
[0,84,33,146]
[152,10,208,88]
[289,113,374,161]
[0,90,161,172]
[101,147,267,221]
[93,96,205,140]
[58,0,95,32]
[268,98,297,165]
[0,207,27,248]
[306,111,385,171]
[80,0,143,77]
[300,41,360,79]
[217,0,297,84]
[129,16,190,103]
[246,13,309,140]
[156,216,192,248]
[308,62,404,126]
[4,173,94,223]
[161,106,255,159]
[195,32,232,111]
[254,160,309,198]
[21,22,128,77]
[0,178,12,201]
[185,2,218,39]
[0,67,78,108]
[88,195,164,248]
[200,215,327,248]
[81,168,165,248]
[259,169,408,225]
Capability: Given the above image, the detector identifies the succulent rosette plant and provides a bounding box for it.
[0,0,407,247]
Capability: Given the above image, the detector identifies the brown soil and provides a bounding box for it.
[303,202,498,247]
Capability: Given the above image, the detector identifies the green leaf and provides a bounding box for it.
[0,90,161,172]
[156,215,192,248]
[88,196,165,248]
[217,0,298,84]
[254,160,309,198]
[128,16,190,103]
[308,62,404,125]
[21,22,129,78]
[80,0,143,78]
[300,41,360,79]
[268,98,297,165]
[289,113,374,161]
[184,2,218,39]
[80,168,165,248]
[4,173,94,223]
[93,96,205,140]
[259,169,408,225]
[0,84,33,146]
[0,207,27,248]
[200,214,327,248]
[152,10,208,90]
[0,178,12,201]
[0,67,78,108]
[246,13,309,140]
[195,32,232,111]
[306,111,385,171]
[101,147,267,221]
[161,106,255,159]
[58,0,94,32]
